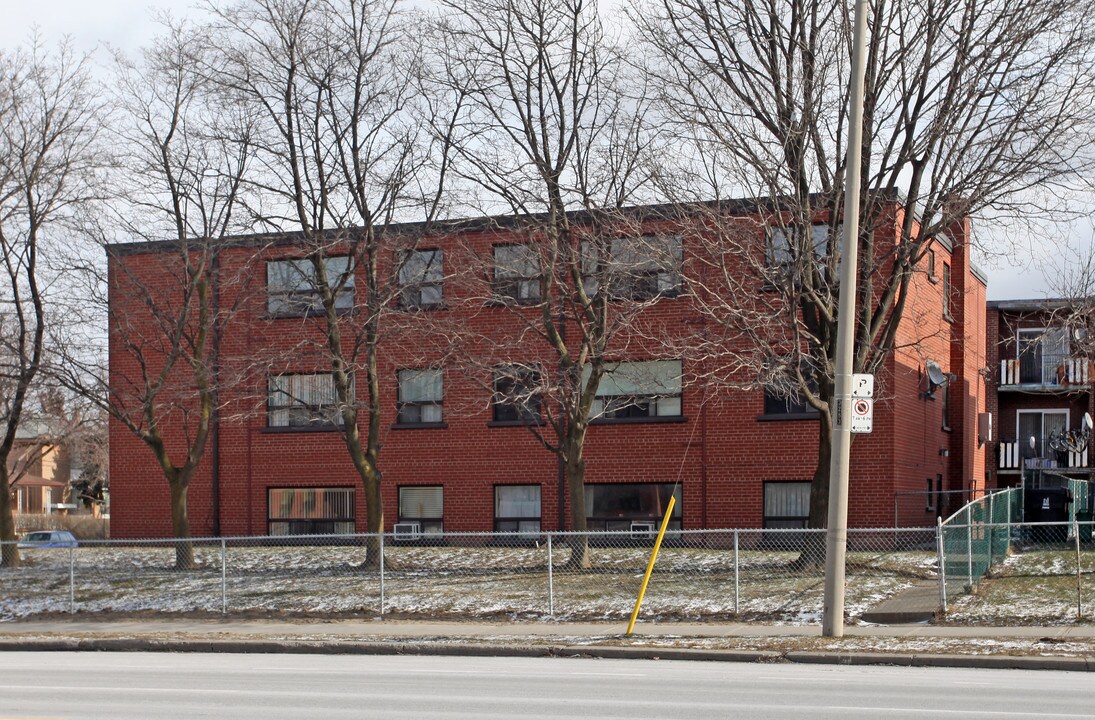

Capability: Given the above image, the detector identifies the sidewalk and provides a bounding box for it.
[1,617,1094,671]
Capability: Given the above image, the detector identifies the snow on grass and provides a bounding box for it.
[0,543,943,623]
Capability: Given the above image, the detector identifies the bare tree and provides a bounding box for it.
[63,22,254,569]
[634,0,1095,543]
[426,0,666,567]
[0,42,101,568]
[207,0,440,568]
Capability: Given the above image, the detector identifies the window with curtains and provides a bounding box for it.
[267,373,344,428]
[267,487,355,536]
[494,485,541,533]
[398,249,443,309]
[493,245,541,304]
[586,360,683,421]
[398,485,443,535]
[763,482,810,529]
[396,369,443,425]
[266,256,354,316]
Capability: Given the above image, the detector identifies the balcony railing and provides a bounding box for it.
[999,357,1089,386]
[998,440,1089,470]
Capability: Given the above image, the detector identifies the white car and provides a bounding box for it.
[17,530,79,549]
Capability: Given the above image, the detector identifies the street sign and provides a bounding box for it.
[851,373,874,398]
[850,397,873,433]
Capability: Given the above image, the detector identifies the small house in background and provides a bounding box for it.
[8,420,72,516]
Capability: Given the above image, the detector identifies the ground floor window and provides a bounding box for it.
[494,485,541,533]
[584,483,682,533]
[763,481,810,529]
[267,487,355,536]
[398,485,443,535]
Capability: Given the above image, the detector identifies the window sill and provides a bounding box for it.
[396,303,446,312]
[485,297,542,308]
[487,419,544,428]
[390,422,449,430]
[262,424,343,434]
[591,415,688,425]
[756,412,819,422]
[928,276,939,284]
[263,307,354,320]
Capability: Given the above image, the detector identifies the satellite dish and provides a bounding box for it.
[1084,413,1093,433]
[925,360,949,388]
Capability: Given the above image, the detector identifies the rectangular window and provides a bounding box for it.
[588,360,683,421]
[1017,327,1068,384]
[941,382,951,431]
[267,487,355,536]
[494,485,542,533]
[1018,410,1068,462]
[268,373,344,428]
[763,387,815,416]
[763,481,811,529]
[942,262,952,319]
[582,236,682,300]
[493,245,541,304]
[397,369,443,425]
[766,223,842,270]
[925,479,935,512]
[398,249,443,309]
[492,366,542,423]
[398,485,443,535]
[584,483,682,532]
[267,256,354,316]
[927,248,937,282]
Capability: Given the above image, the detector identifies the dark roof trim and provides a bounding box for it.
[987,298,1072,311]
[105,191,907,258]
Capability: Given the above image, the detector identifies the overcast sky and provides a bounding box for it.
[3,0,1087,302]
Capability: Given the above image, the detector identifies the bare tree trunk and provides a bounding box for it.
[0,466,20,568]
[563,430,591,570]
[169,478,196,570]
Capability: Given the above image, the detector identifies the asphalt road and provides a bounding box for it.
[0,651,1090,719]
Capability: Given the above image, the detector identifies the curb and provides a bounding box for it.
[0,638,1091,671]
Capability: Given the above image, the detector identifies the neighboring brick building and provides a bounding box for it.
[106,202,988,538]
[986,300,1094,492]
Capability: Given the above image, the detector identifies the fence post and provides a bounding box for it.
[966,509,974,589]
[733,530,740,616]
[547,533,554,617]
[1076,517,1083,620]
[936,516,947,611]
[988,493,995,568]
[379,532,386,617]
[220,539,227,614]
[68,544,75,614]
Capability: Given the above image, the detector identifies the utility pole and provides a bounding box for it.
[822,0,870,638]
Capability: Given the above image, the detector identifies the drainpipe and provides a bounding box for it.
[210,245,222,537]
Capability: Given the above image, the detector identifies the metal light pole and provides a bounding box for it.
[821,0,870,638]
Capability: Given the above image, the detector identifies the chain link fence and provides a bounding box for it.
[0,528,936,623]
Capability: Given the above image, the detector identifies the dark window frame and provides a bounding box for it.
[583,482,682,533]
[266,255,355,317]
[398,248,444,310]
[397,485,444,535]
[762,481,811,529]
[267,372,345,429]
[491,366,543,424]
[582,235,683,301]
[942,261,952,320]
[493,484,542,533]
[591,360,684,423]
[267,486,356,536]
[395,368,444,426]
[492,244,542,305]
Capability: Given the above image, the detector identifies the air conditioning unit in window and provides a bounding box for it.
[630,521,656,539]
[393,522,421,541]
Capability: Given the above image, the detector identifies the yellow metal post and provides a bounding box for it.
[625,495,677,636]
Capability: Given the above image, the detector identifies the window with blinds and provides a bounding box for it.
[398,485,443,534]
[267,487,355,536]
[763,482,810,529]
[585,360,683,420]
[267,373,344,428]
[396,369,443,424]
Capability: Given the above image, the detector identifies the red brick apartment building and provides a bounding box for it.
[107,202,987,538]
[986,300,1095,492]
